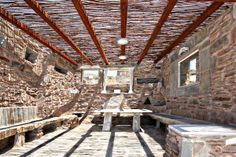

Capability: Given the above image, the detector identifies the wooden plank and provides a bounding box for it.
[137,0,177,64]
[0,7,78,66]
[72,0,109,65]
[25,0,93,65]
[154,2,224,63]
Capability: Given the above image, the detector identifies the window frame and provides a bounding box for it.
[102,67,134,94]
[178,49,199,88]
[81,69,100,85]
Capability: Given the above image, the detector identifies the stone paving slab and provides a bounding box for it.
[1,124,166,157]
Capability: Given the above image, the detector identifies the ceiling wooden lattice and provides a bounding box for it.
[0,0,230,66]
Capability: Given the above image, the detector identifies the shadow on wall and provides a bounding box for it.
[0,46,49,88]
[0,42,77,117]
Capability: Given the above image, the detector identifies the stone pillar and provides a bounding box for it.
[14,132,25,147]
[128,67,134,93]
[133,113,140,132]
[101,69,107,93]
[102,112,112,131]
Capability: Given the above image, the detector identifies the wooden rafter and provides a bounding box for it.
[0,6,77,66]
[24,0,93,65]
[72,0,109,65]
[137,0,177,65]
[120,0,128,55]
[154,2,224,63]
[185,0,235,2]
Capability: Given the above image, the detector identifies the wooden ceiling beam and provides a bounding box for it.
[185,0,236,2]
[154,2,224,63]
[0,6,78,66]
[120,0,128,55]
[25,0,93,65]
[137,0,177,65]
[72,0,109,65]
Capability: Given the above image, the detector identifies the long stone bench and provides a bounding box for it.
[0,107,78,150]
[147,113,210,128]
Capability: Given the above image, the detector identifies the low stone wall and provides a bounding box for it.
[0,107,37,127]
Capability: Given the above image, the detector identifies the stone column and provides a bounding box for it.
[128,67,134,93]
[101,69,107,93]
[133,113,140,132]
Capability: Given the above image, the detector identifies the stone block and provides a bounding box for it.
[14,132,25,147]
[199,70,211,94]
[210,35,229,54]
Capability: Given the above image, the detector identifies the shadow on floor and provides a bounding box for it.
[3,124,166,157]
[135,132,155,157]
[63,126,94,157]
[141,125,167,149]
[20,129,72,157]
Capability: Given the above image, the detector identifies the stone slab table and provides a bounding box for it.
[166,124,236,157]
[94,109,152,132]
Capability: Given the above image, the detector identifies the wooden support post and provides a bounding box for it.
[102,113,113,132]
[133,113,141,132]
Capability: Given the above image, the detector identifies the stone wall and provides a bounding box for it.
[0,17,164,118]
[72,65,163,113]
[161,6,236,124]
[0,18,78,117]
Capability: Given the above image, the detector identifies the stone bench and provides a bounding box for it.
[147,113,210,128]
[0,107,78,150]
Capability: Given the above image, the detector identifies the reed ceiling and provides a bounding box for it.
[0,0,230,66]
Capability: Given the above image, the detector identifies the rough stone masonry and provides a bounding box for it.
[0,17,163,118]
[160,6,236,125]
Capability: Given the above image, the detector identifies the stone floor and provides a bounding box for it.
[1,124,166,157]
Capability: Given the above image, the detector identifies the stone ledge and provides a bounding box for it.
[147,113,210,125]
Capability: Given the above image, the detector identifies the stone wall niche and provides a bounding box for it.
[25,48,38,64]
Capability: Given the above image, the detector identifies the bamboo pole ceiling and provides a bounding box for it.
[0,0,230,66]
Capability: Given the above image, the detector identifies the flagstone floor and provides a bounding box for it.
[1,123,166,157]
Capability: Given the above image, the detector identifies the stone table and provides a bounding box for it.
[166,124,236,157]
[94,109,152,132]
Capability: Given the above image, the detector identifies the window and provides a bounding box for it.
[102,67,134,94]
[25,48,38,63]
[82,70,99,85]
[178,50,199,87]
[54,64,68,75]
